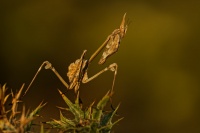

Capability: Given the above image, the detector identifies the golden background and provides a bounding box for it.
[0,0,200,132]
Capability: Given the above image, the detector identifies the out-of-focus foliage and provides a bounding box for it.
[0,84,46,132]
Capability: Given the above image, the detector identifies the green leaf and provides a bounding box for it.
[84,101,95,120]
[101,104,120,126]
[59,111,76,127]
[25,102,46,131]
[92,91,110,121]
[58,89,84,121]
[96,91,110,110]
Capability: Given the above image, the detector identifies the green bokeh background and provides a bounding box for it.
[0,0,200,132]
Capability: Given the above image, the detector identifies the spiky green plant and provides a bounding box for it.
[46,90,123,133]
[0,84,46,133]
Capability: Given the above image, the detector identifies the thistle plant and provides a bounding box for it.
[0,84,122,133]
[46,90,123,133]
[0,84,46,133]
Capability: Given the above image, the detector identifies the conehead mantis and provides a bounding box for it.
[23,13,128,97]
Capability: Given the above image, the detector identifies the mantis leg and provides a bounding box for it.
[82,63,118,109]
[23,61,69,97]
[82,63,118,93]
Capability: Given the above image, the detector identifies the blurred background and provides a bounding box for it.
[0,0,200,132]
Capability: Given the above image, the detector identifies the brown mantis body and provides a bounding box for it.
[23,13,128,97]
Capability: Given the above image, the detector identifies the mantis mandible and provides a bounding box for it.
[23,13,128,97]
